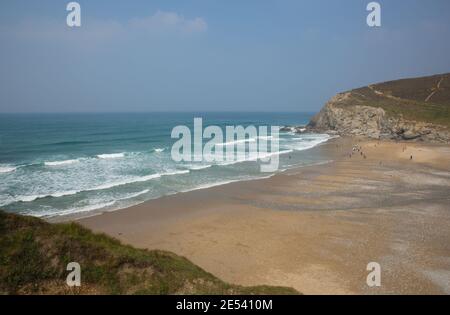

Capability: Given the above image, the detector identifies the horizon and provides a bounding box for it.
[0,110,316,114]
[2,71,449,114]
[1,0,450,113]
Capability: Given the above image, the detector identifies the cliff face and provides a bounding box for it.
[307,74,450,143]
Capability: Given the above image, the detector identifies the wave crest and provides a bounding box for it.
[45,159,80,166]
[97,153,125,159]
[0,166,17,173]
[9,170,190,204]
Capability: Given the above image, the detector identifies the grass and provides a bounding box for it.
[341,73,450,127]
[0,211,299,295]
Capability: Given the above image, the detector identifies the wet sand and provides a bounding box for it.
[78,138,450,294]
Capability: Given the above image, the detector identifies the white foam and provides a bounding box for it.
[286,134,334,151]
[154,148,165,153]
[256,149,293,160]
[215,138,256,147]
[97,153,125,159]
[45,159,80,166]
[180,174,275,194]
[182,180,241,192]
[217,149,293,166]
[0,166,17,173]
[33,201,117,218]
[9,170,190,205]
[25,189,151,218]
[92,174,162,191]
[117,189,150,200]
[257,136,274,140]
[163,170,190,176]
[186,164,213,170]
[51,190,79,198]
[14,190,79,203]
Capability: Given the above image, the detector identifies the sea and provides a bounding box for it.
[0,112,334,218]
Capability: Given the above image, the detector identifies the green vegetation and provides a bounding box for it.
[0,211,298,295]
[344,73,450,127]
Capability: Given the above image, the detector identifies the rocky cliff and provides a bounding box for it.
[307,73,450,143]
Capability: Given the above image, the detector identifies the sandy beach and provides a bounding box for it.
[76,138,450,294]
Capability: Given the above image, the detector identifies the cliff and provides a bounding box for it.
[307,73,450,142]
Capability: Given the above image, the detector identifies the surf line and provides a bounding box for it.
[171,118,280,172]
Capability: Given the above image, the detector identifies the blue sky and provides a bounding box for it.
[0,0,450,113]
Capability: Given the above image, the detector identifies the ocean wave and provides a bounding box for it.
[217,149,293,166]
[66,170,187,194]
[257,136,274,140]
[97,153,125,159]
[289,137,331,151]
[117,189,150,200]
[180,174,274,194]
[32,201,117,218]
[164,170,190,176]
[215,138,256,147]
[215,134,294,147]
[0,166,17,173]
[45,159,80,166]
[0,191,77,206]
[185,164,213,170]
[93,174,162,191]
[257,149,294,159]
[180,180,243,192]
[8,170,189,204]
[27,189,151,218]
[154,148,165,153]
[89,170,189,191]
[13,190,80,203]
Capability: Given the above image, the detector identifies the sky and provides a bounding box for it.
[0,0,450,113]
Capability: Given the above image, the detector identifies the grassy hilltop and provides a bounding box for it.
[349,73,450,127]
[308,73,450,141]
[0,211,298,295]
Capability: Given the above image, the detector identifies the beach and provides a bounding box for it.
[76,138,450,294]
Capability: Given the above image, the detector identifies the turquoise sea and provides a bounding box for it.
[0,112,334,218]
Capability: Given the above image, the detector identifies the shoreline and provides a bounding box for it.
[76,137,450,294]
[48,137,337,223]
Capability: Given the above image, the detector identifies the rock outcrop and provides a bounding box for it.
[306,74,450,143]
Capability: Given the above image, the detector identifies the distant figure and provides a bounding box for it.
[410,155,413,160]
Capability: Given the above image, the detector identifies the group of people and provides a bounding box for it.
[349,144,366,159]
[346,142,413,161]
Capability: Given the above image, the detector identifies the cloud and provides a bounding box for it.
[0,10,207,44]
[130,10,207,33]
